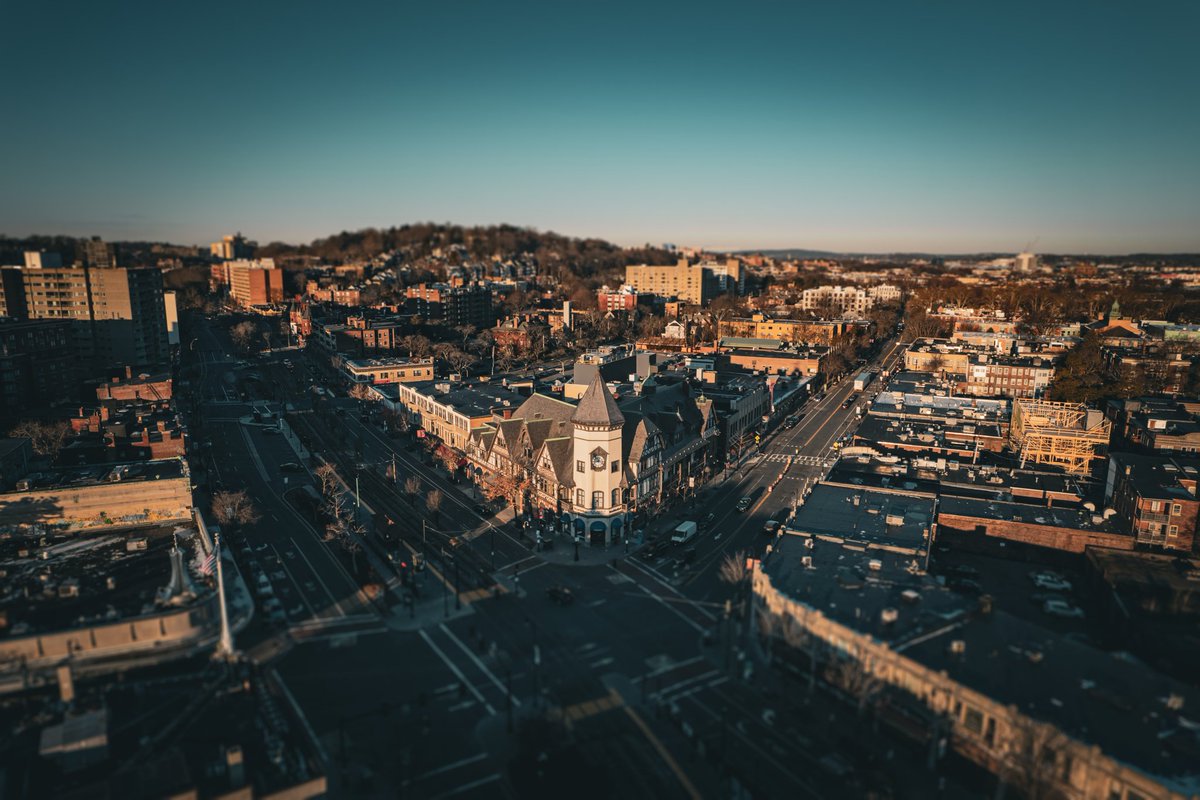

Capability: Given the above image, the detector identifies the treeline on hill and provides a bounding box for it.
[257,223,675,281]
[0,235,201,266]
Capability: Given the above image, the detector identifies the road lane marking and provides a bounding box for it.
[419,629,496,716]
[616,691,702,800]
[439,623,520,706]
[432,773,501,799]
[292,541,348,618]
[270,543,318,619]
[413,752,487,781]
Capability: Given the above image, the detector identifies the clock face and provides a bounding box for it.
[591,453,606,470]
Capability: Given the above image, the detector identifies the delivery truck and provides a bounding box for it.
[670,520,698,544]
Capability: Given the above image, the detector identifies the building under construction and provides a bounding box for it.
[1010,399,1112,475]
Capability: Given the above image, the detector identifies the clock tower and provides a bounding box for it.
[570,374,627,545]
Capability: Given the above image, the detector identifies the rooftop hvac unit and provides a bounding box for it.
[880,608,899,624]
[801,555,813,568]
[867,559,882,571]
[949,640,966,655]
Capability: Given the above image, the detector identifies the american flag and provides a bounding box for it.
[198,548,217,576]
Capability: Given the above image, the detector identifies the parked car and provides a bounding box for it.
[701,512,716,529]
[947,577,983,595]
[736,496,753,512]
[280,462,305,473]
[763,519,782,534]
[546,586,575,606]
[1031,573,1072,592]
[1042,599,1085,618]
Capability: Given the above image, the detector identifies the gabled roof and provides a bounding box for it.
[542,437,575,486]
[572,373,625,428]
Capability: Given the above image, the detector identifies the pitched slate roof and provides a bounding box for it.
[572,373,625,428]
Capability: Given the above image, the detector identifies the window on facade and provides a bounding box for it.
[1172,503,1182,515]
[577,460,584,473]
[1151,500,1162,512]
[592,491,604,509]
[963,708,984,734]
[612,488,621,506]
[611,460,619,473]
[576,489,584,506]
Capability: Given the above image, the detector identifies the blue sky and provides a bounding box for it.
[2,0,1197,253]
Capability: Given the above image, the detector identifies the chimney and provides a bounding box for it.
[125,365,133,379]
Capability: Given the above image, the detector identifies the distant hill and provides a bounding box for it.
[257,223,675,281]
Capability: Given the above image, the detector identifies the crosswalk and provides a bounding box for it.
[761,453,826,465]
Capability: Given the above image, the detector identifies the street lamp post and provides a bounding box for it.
[441,546,448,618]
[454,556,461,610]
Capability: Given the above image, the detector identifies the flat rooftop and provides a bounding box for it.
[937,495,1127,533]
[0,524,208,637]
[0,458,186,495]
[789,483,934,553]
[760,537,1200,792]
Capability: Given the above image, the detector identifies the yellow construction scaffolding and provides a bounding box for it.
[1010,399,1112,475]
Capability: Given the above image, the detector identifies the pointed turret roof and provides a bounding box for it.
[572,373,625,428]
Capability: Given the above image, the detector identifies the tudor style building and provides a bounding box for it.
[467,373,718,545]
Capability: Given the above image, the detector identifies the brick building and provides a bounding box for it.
[1106,452,1199,552]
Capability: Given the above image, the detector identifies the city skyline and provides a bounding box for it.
[3,0,1198,253]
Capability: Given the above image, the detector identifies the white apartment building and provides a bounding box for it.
[799,284,901,316]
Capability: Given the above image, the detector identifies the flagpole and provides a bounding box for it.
[214,531,234,659]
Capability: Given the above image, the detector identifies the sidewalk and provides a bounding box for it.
[384,580,476,631]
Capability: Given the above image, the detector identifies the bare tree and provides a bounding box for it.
[426,488,443,521]
[229,320,258,353]
[211,490,261,528]
[447,348,475,375]
[9,420,71,460]
[314,463,342,497]
[825,657,884,717]
[404,475,422,505]
[349,383,374,403]
[718,551,750,587]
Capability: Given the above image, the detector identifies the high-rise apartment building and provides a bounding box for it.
[21,254,168,367]
[79,236,117,269]
[404,283,494,328]
[211,259,284,307]
[1014,252,1039,273]
[0,267,28,319]
[625,259,710,305]
[88,266,170,366]
[210,233,255,261]
[0,318,78,423]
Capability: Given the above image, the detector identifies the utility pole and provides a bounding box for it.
[454,556,461,610]
[505,667,513,733]
[442,546,448,618]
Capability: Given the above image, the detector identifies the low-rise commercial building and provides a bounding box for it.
[344,356,434,385]
[753,536,1200,800]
